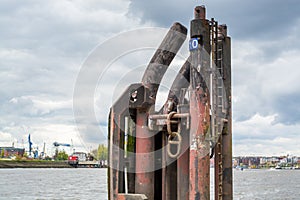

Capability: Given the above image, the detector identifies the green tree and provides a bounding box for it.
[1,149,4,158]
[56,150,68,160]
[91,148,98,159]
[23,152,28,158]
[97,144,108,160]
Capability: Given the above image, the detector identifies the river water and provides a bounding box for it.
[0,168,299,199]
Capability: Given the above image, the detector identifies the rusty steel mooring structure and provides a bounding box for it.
[108,5,232,200]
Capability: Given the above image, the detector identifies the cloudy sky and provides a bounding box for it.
[1,0,300,156]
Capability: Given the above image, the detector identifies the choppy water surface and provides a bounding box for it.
[233,169,300,200]
[0,168,299,199]
[0,168,107,200]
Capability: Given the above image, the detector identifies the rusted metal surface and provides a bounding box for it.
[117,194,148,200]
[189,6,211,200]
[135,22,187,200]
[176,105,190,200]
[220,26,232,200]
[149,113,189,120]
[108,83,145,199]
[213,24,232,200]
[135,110,155,200]
[108,109,120,200]
[108,5,232,200]
[189,90,210,200]
[168,57,191,103]
[141,22,187,102]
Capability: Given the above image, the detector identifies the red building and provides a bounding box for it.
[0,147,25,158]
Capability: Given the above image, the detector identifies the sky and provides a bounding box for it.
[0,0,300,157]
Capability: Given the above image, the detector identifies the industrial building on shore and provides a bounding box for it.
[0,146,25,158]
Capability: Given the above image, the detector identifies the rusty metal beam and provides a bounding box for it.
[189,89,210,200]
[189,6,211,200]
[149,113,189,120]
[108,5,232,200]
[135,111,155,200]
[141,23,187,91]
[108,109,121,200]
[177,105,190,200]
[135,23,187,200]
[214,24,232,200]
[220,25,232,200]
[117,194,148,200]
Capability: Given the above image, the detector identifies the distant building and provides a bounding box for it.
[260,157,267,165]
[233,158,239,167]
[72,152,87,162]
[0,147,25,158]
[248,157,260,167]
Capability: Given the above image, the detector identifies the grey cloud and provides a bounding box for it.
[272,94,300,125]
[1,0,299,156]
[129,0,300,126]
[0,0,143,150]
[232,114,300,155]
[232,48,300,125]
[128,0,300,40]
[0,0,139,58]
[128,0,300,79]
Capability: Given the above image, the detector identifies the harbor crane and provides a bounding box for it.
[28,134,32,156]
[53,142,71,147]
[28,134,38,159]
[52,141,74,157]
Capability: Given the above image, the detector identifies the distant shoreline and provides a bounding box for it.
[0,160,73,168]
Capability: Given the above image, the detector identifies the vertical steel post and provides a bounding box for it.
[189,6,211,200]
[135,110,155,200]
[175,60,191,200]
[220,25,232,200]
[108,109,122,200]
[214,24,232,200]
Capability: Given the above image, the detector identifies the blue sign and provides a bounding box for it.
[189,38,199,51]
